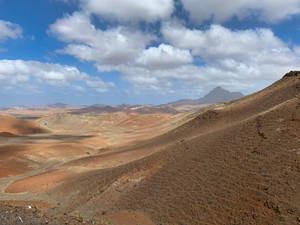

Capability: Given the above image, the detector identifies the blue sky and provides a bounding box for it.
[0,0,299,106]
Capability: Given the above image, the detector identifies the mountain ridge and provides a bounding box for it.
[165,86,244,107]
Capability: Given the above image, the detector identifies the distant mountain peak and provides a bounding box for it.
[165,87,244,108]
[201,87,243,104]
[46,103,70,109]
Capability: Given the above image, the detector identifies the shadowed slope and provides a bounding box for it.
[0,115,46,135]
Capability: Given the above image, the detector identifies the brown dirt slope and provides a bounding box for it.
[0,114,45,135]
[0,201,107,225]
[47,71,300,225]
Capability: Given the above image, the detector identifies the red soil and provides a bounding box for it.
[0,160,31,179]
[0,132,17,137]
[0,114,45,135]
[0,145,34,178]
[0,168,25,179]
[5,170,74,194]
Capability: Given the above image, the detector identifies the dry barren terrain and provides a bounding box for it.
[0,71,300,225]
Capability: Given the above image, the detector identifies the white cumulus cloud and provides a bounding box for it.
[162,23,298,65]
[48,6,300,98]
[49,12,155,65]
[0,60,114,92]
[135,44,193,70]
[181,0,300,24]
[113,23,300,95]
[0,20,22,41]
[81,0,174,22]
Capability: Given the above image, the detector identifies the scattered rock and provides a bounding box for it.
[283,71,300,78]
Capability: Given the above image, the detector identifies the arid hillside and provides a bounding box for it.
[0,108,191,224]
[47,71,300,224]
[0,114,45,136]
[0,71,299,225]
